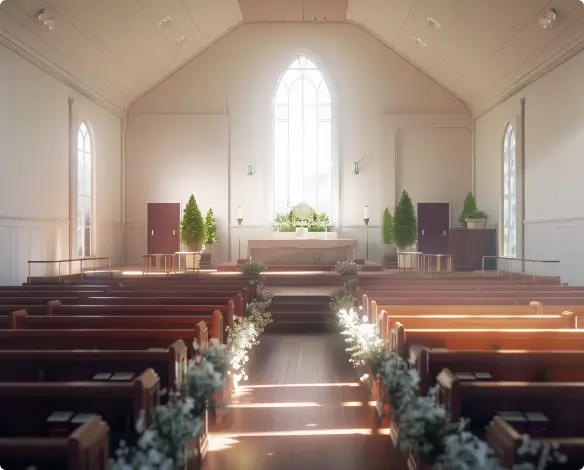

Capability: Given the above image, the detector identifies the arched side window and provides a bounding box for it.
[77,122,92,257]
[273,55,333,218]
[502,123,517,257]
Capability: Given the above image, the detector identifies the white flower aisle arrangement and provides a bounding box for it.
[109,340,230,470]
[226,288,274,390]
[377,351,567,470]
[333,260,362,277]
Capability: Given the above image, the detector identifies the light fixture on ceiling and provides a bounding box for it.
[158,16,173,28]
[426,17,441,28]
[413,36,427,47]
[175,36,187,45]
[38,9,55,30]
[539,9,557,28]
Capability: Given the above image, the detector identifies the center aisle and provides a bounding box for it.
[206,333,391,470]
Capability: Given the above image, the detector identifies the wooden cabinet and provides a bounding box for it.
[449,228,497,271]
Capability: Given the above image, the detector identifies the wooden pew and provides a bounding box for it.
[390,323,584,360]
[487,416,584,470]
[11,310,217,347]
[0,340,188,393]
[417,349,584,395]
[435,373,584,433]
[0,369,159,447]
[0,415,109,470]
[382,314,576,345]
[0,329,203,357]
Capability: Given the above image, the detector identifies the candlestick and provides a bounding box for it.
[237,205,243,219]
[364,205,369,220]
[237,217,243,259]
[364,217,370,261]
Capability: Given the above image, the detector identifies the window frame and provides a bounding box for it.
[272,54,336,222]
[502,122,517,258]
[76,121,93,258]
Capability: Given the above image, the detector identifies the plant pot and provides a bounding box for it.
[186,241,205,252]
[397,247,418,269]
[466,218,486,229]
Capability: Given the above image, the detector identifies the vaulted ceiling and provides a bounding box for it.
[1,0,583,117]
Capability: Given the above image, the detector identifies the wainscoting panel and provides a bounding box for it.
[0,218,69,285]
[525,217,584,285]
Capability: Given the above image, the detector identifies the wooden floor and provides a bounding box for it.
[206,334,391,470]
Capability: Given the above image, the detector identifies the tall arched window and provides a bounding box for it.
[273,55,333,217]
[77,122,92,257]
[503,123,517,257]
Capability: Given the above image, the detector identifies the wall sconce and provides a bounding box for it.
[247,162,253,176]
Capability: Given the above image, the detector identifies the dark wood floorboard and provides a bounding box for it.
[206,333,391,470]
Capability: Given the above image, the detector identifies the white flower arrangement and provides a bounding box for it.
[226,290,273,388]
[333,260,361,276]
[109,341,229,469]
[239,260,267,276]
[330,286,356,313]
[335,306,384,368]
[377,352,567,470]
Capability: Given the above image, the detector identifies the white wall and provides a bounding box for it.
[475,47,584,284]
[127,22,471,264]
[0,43,123,284]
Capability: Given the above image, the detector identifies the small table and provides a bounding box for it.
[421,254,453,273]
[397,251,422,270]
[175,251,202,272]
[141,253,176,274]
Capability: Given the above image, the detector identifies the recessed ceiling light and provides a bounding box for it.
[413,36,427,47]
[38,9,55,30]
[538,9,557,28]
[426,17,441,28]
[158,16,173,28]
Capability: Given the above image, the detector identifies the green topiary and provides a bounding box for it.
[382,207,394,245]
[180,194,205,251]
[204,207,218,245]
[394,190,417,250]
[459,191,478,227]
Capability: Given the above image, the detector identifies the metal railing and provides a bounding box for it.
[27,257,112,283]
[420,254,453,273]
[481,256,561,282]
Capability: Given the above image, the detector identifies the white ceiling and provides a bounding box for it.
[1,0,584,116]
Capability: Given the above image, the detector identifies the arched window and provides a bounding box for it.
[77,122,92,257]
[503,123,516,257]
[273,55,333,217]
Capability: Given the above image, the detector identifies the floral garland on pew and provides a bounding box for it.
[329,286,567,470]
[109,340,230,470]
[378,351,567,470]
[226,289,274,389]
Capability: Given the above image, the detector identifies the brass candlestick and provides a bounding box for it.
[237,218,243,259]
[364,218,370,261]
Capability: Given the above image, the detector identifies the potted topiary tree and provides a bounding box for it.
[180,194,205,253]
[459,191,487,229]
[381,207,394,267]
[394,190,418,269]
[201,207,218,268]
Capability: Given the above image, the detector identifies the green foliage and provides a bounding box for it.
[204,207,218,244]
[459,191,487,226]
[393,190,417,249]
[239,260,267,276]
[333,260,361,276]
[273,209,330,232]
[180,194,205,249]
[382,207,394,244]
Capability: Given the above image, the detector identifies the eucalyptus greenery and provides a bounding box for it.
[273,209,330,232]
[333,260,361,276]
[377,351,567,470]
[226,290,273,386]
[239,260,267,276]
[330,285,356,313]
[109,340,230,470]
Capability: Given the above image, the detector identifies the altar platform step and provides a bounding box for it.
[267,294,335,333]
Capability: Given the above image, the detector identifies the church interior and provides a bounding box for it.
[1,0,584,469]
